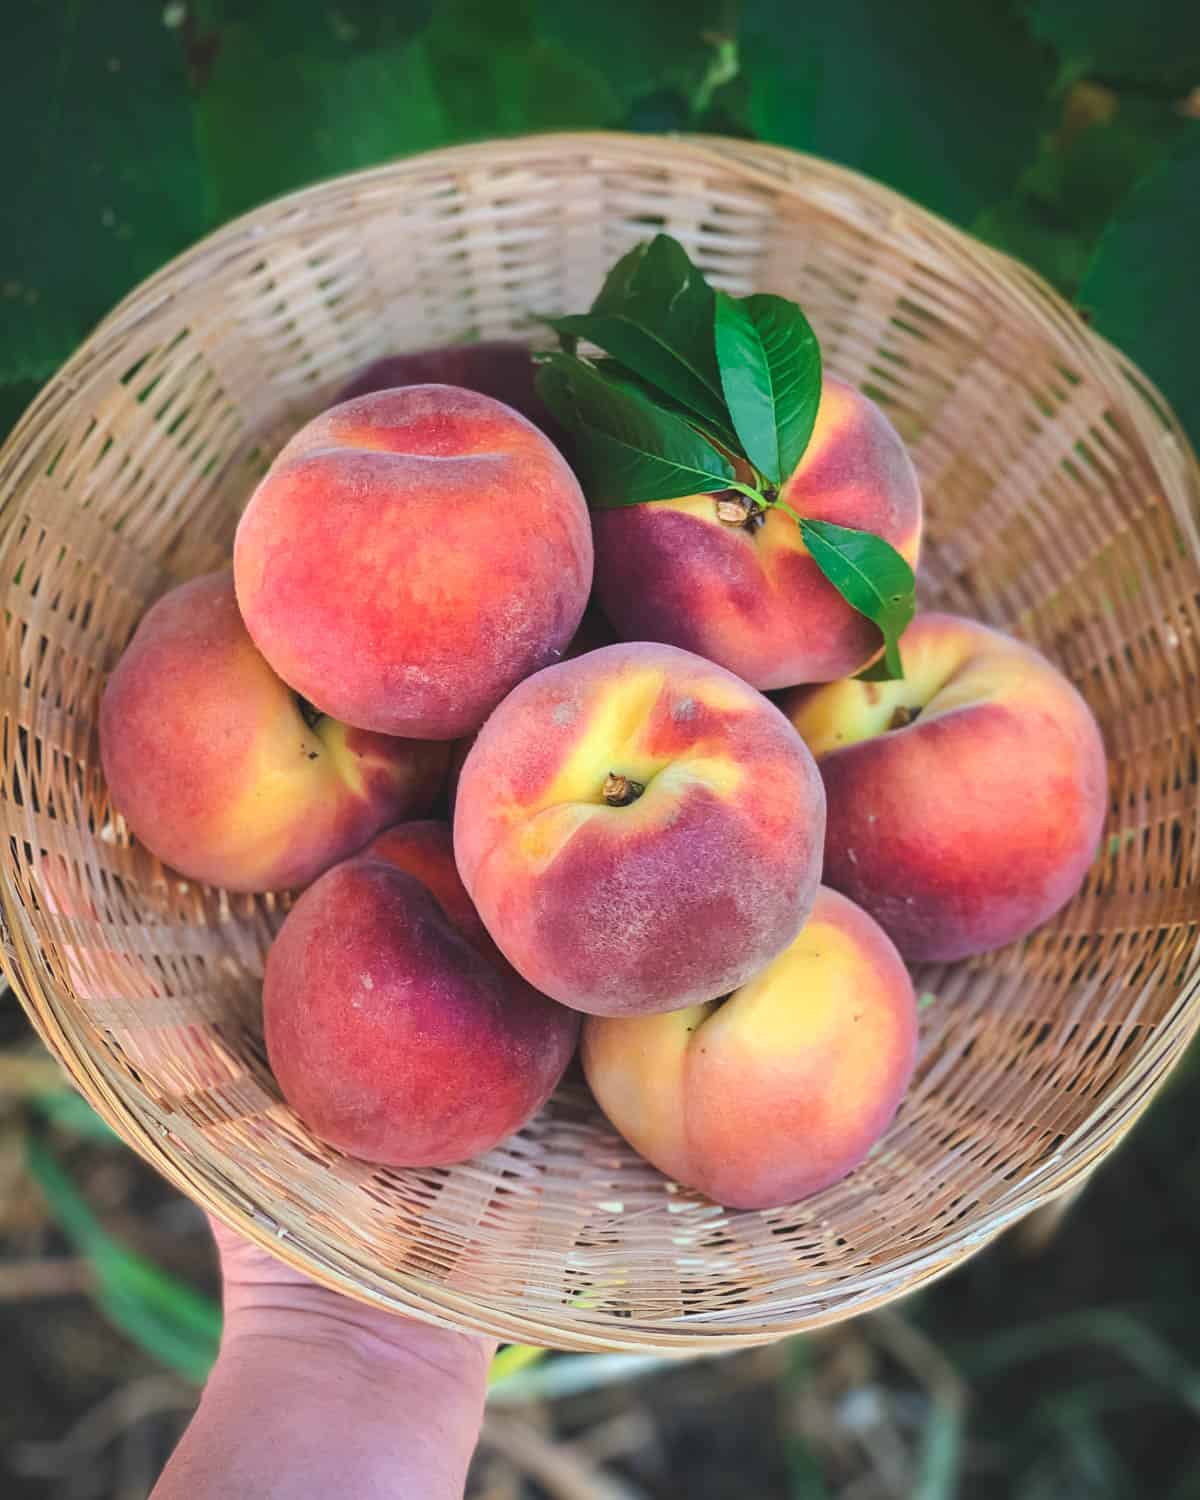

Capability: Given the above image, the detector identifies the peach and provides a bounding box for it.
[582,887,918,1209]
[444,605,617,818]
[454,642,826,1016]
[592,376,922,688]
[336,340,570,450]
[782,613,1108,961]
[234,384,593,740]
[263,821,579,1166]
[99,572,446,893]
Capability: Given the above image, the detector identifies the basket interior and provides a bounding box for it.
[2,136,1199,1350]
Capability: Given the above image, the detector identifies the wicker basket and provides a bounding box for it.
[2,132,1199,1354]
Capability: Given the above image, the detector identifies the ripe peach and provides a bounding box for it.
[99,572,446,893]
[592,376,922,688]
[263,821,579,1166]
[782,613,1108,961]
[444,605,617,818]
[582,887,918,1210]
[337,340,569,449]
[454,642,826,1016]
[234,384,593,739]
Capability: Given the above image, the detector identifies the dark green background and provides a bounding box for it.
[2,5,1200,1498]
[2,0,1199,448]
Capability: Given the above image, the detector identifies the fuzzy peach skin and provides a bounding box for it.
[454,642,826,1016]
[263,821,580,1167]
[234,384,593,740]
[99,572,447,893]
[781,613,1109,962]
[592,376,922,689]
[582,887,918,1210]
[444,606,617,818]
[336,340,571,452]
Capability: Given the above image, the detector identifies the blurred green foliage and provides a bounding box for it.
[2,0,1197,448]
[25,1134,221,1386]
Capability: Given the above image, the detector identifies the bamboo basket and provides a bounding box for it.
[2,133,1199,1354]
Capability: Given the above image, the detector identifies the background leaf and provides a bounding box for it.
[1079,125,1200,447]
[31,1088,121,1145]
[180,0,621,222]
[0,0,208,385]
[740,0,1055,223]
[1027,0,1200,85]
[533,0,734,116]
[26,1136,220,1385]
[191,1,443,220]
[414,0,621,139]
[974,87,1190,297]
[799,519,916,678]
[536,353,735,505]
[714,291,821,483]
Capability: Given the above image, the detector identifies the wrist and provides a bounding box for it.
[219,1295,495,1402]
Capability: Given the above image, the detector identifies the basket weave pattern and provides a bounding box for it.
[2,134,1199,1352]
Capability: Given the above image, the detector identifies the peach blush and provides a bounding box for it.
[263,821,579,1167]
[582,887,918,1210]
[99,572,446,893]
[455,641,825,1016]
[782,612,1108,961]
[234,384,593,739]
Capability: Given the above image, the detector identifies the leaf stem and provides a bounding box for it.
[770,496,805,527]
[724,478,770,508]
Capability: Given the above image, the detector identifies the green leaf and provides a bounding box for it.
[799,519,916,678]
[191,4,445,221]
[787,1437,832,1500]
[1079,126,1200,449]
[26,1136,220,1385]
[0,1,208,384]
[1027,0,1200,84]
[588,236,725,405]
[974,95,1188,299]
[714,291,821,485]
[532,0,734,115]
[740,0,1054,224]
[535,353,735,506]
[588,359,735,447]
[191,1,620,220]
[546,313,734,436]
[855,654,901,683]
[32,1088,121,1145]
[416,1,621,138]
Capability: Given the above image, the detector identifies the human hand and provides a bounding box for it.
[152,1217,495,1500]
[212,1214,496,1381]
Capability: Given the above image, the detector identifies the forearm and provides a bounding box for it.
[153,1317,491,1500]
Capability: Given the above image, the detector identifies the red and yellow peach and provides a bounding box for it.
[782,613,1108,961]
[263,821,579,1166]
[99,571,445,893]
[454,642,826,1016]
[592,376,922,689]
[582,886,918,1209]
[234,384,593,740]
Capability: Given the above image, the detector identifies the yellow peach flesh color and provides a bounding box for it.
[791,617,1037,755]
[507,668,747,874]
[583,894,915,1206]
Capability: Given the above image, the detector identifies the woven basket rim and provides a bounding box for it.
[9,129,1199,486]
[4,130,1200,1351]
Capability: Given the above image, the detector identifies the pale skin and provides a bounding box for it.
[151,1220,494,1500]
